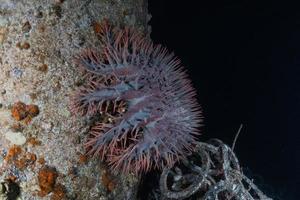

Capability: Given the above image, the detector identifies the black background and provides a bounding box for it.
[149,0,299,199]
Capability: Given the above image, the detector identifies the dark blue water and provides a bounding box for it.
[149,0,299,199]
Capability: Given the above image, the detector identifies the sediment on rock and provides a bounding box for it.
[0,0,149,199]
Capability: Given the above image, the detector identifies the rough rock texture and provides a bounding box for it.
[0,0,150,199]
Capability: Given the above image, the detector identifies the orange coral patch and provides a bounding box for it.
[11,102,27,121]
[5,145,22,162]
[38,167,58,197]
[11,101,39,124]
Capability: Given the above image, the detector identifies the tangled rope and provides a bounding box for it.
[159,139,272,200]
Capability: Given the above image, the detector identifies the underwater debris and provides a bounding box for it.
[158,140,272,200]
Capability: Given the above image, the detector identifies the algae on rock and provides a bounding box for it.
[0,0,149,199]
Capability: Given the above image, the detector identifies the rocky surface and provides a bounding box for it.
[0,0,150,199]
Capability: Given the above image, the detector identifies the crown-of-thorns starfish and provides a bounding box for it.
[70,21,203,174]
